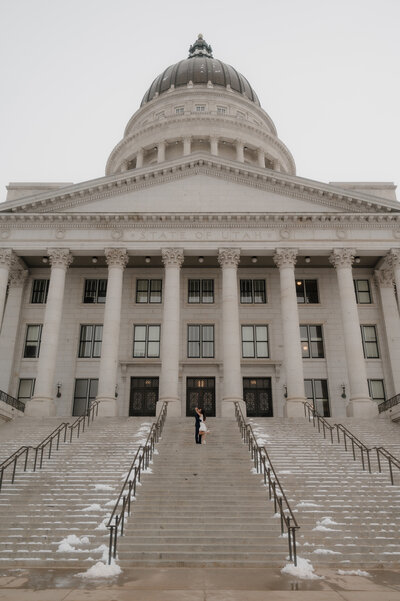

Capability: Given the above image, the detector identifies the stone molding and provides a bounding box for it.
[48,248,74,269]
[8,268,28,287]
[374,269,394,288]
[273,248,298,268]
[104,248,129,268]
[329,248,355,269]
[218,248,241,267]
[161,248,184,267]
[0,248,12,268]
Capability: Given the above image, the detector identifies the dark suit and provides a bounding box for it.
[194,412,202,444]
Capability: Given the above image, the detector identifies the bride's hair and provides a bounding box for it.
[200,408,206,421]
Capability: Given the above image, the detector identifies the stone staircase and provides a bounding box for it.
[249,417,400,567]
[117,417,288,567]
[327,417,400,462]
[0,416,73,461]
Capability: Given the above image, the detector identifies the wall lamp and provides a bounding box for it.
[91,256,98,264]
[341,384,347,399]
[56,382,62,398]
[304,256,311,263]
[198,256,204,264]
[145,256,151,264]
[42,256,49,264]
[251,256,258,264]
[115,385,118,398]
[283,385,288,398]
[354,256,361,264]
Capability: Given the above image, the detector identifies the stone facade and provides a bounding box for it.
[0,36,399,419]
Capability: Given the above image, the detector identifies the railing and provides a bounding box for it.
[303,402,334,443]
[234,402,300,566]
[107,402,168,564]
[335,424,371,473]
[375,447,400,485]
[0,389,25,413]
[378,393,400,414]
[0,400,101,493]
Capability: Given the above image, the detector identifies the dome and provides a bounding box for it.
[141,34,260,107]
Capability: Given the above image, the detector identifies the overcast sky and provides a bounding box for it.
[0,0,399,203]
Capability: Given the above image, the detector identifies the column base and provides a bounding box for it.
[24,397,56,417]
[221,398,245,418]
[284,397,307,418]
[157,398,181,417]
[96,397,118,417]
[346,397,378,418]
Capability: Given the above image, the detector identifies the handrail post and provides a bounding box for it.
[113,516,118,559]
[108,526,114,565]
[11,457,18,484]
[389,459,394,486]
[376,448,382,473]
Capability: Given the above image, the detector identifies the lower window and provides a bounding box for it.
[17,378,35,403]
[368,379,385,403]
[73,378,98,416]
[304,379,330,417]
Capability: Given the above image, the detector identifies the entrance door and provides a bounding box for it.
[186,377,216,417]
[129,377,159,416]
[243,378,273,417]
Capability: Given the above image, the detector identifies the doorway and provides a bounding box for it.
[243,377,273,417]
[129,377,159,416]
[186,377,216,417]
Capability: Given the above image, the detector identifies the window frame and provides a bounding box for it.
[135,279,162,304]
[31,279,49,304]
[304,378,330,417]
[354,279,372,304]
[241,325,269,358]
[73,378,98,416]
[24,324,42,358]
[83,279,107,304]
[17,378,35,403]
[188,279,214,304]
[300,324,324,358]
[78,324,103,358]
[296,279,319,304]
[133,324,161,358]
[368,379,386,403]
[361,325,380,359]
[240,279,266,304]
[187,324,215,358]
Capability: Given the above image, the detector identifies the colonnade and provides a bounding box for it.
[1,247,400,418]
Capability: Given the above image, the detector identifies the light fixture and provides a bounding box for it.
[91,256,98,264]
[341,384,346,399]
[304,256,311,263]
[296,280,302,286]
[198,256,204,264]
[251,256,258,264]
[115,385,118,398]
[42,256,49,264]
[283,385,288,398]
[145,256,151,264]
[354,256,361,264]
[56,382,62,398]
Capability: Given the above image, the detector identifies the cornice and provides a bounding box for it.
[2,156,398,217]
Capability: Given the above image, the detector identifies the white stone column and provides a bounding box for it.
[183,137,191,156]
[25,249,73,417]
[157,141,165,163]
[218,248,245,418]
[386,249,400,313]
[375,268,400,396]
[96,248,128,416]
[136,148,144,169]
[0,249,12,330]
[158,248,184,417]
[273,249,306,416]
[236,140,244,163]
[329,248,377,417]
[210,136,219,156]
[257,148,265,168]
[0,268,28,393]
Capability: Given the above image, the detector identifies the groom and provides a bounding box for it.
[194,407,202,444]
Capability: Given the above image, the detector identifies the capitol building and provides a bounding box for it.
[0,35,399,422]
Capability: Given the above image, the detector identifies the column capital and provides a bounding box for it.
[218,248,240,268]
[0,248,12,269]
[105,248,129,268]
[329,248,355,269]
[161,248,184,267]
[47,248,73,269]
[8,268,28,288]
[385,248,400,269]
[374,269,394,288]
[273,248,297,269]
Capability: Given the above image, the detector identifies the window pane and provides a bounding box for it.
[149,280,162,303]
[300,325,308,340]
[133,341,146,357]
[136,280,149,303]
[188,280,200,303]
[84,280,97,303]
[74,379,88,398]
[255,326,268,342]
[242,326,254,342]
[134,326,146,341]
[240,280,253,303]
[305,280,319,303]
[296,280,305,303]
[314,379,328,399]
[202,341,214,358]
[18,379,35,400]
[365,342,379,358]
[363,326,377,342]
[370,379,385,401]
[304,379,313,399]
[188,341,200,358]
[256,341,268,358]
[202,325,214,342]
[301,341,310,358]
[97,280,107,303]
[310,325,322,340]
[311,341,324,358]
[148,325,160,341]
[253,280,266,303]
[358,291,371,303]
[242,341,255,358]
[202,280,214,303]
[147,341,160,357]
[31,280,49,303]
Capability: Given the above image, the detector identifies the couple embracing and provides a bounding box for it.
[194,407,209,444]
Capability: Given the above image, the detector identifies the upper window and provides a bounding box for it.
[217,106,227,115]
[368,379,385,403]
[83,279,107,304]
[305,379,330,417]
[73,378,98,416]
[78,325,103,358]
[18,378,35,403]
[361,325,379,358]
[175,106,184,115]
[188,279,214,304]
[354,279,372,304]
[240,280,266,304]
[31,279,49,304]
[136,279,162,304]
[300,325,324,358]
[195,105,206,113]
[296,279,319,304]
[241,325,269,358]
[24,325,42,358]
[133,325,160,358]
[187,325,214,358]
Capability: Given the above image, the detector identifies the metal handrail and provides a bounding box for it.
[303,401,334,443]
[234,402,300,566]
[68,400,100,442]
[334,424,371,473]
[0,389,25,413]
[375,447,400,485]
[378,393,400,414]
[107,402,168,564]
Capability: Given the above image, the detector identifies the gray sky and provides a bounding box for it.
[0,0,399,203]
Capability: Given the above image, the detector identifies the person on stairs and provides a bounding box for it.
[198,408,209,444]
[194,406,202,444]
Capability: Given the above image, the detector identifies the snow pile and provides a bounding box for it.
[313,517,341,532]
[337,569,371,577]
[313,548,342,555]
[78,560,121,579]
[281,557,322,580]
[57,535,89,553]
[93,484,114,491]
[95,519,109,531]
[296,501,321,508]
[81,503,102,512]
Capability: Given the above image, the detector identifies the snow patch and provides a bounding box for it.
[281,557,322,580]
[80,504,102,512]
[77,560,122,579]
[313,548,342,555]
[296,501,321,508]
[93,484,114,491]
[337,569,371,577]
[57,535,89,553]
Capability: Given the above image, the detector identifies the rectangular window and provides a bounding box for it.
[83,279,107,304]
[73,378,98,416]
[31,279,49,304]
[133,325,160,358]
[188,279,214,303]
[136,279,162,303]
[217,106,227,115]
[24,325,42,358]
[195,105,206,112]
[305,379,330,417]
[361,325,379,358]
[187,325,214,358]
[78,325,103,358]
[17,378,35,403]
[300,325,324,358]
[368,379,385,402]
[175,106,184,115]
[241,325,269,358]
[296,279,319,304]
[354,279,372,304]
[240,280,266,304]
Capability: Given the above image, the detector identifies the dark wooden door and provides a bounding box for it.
[129,377,159,416]
[243,378,273,417]
[186,377,216,417]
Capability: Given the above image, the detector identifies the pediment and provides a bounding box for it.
[1,155,399,216]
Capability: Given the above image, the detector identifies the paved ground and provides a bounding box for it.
[0,567,400,600]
